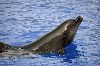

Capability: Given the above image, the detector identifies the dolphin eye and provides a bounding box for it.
[64,33,67,37]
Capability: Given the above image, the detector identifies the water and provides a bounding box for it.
[0,0,100,66]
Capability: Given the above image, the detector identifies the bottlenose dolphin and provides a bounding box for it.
[0,16,83,54]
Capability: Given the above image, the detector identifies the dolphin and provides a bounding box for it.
[0,16,83,54]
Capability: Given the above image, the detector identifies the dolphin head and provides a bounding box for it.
[62,16,83,46]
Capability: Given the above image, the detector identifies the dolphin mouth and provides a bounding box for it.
[74,16,83,24]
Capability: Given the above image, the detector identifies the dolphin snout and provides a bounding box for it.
[75,16,83,23]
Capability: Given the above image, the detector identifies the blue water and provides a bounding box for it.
[0,0,100,66]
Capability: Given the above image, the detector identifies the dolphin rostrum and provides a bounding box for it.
[0,16,83,54]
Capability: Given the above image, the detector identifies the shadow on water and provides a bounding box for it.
[41,42,80,62]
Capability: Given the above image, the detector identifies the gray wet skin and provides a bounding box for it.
[0,16,83,54]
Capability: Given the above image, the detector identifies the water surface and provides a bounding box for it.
[0,0,100,66]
